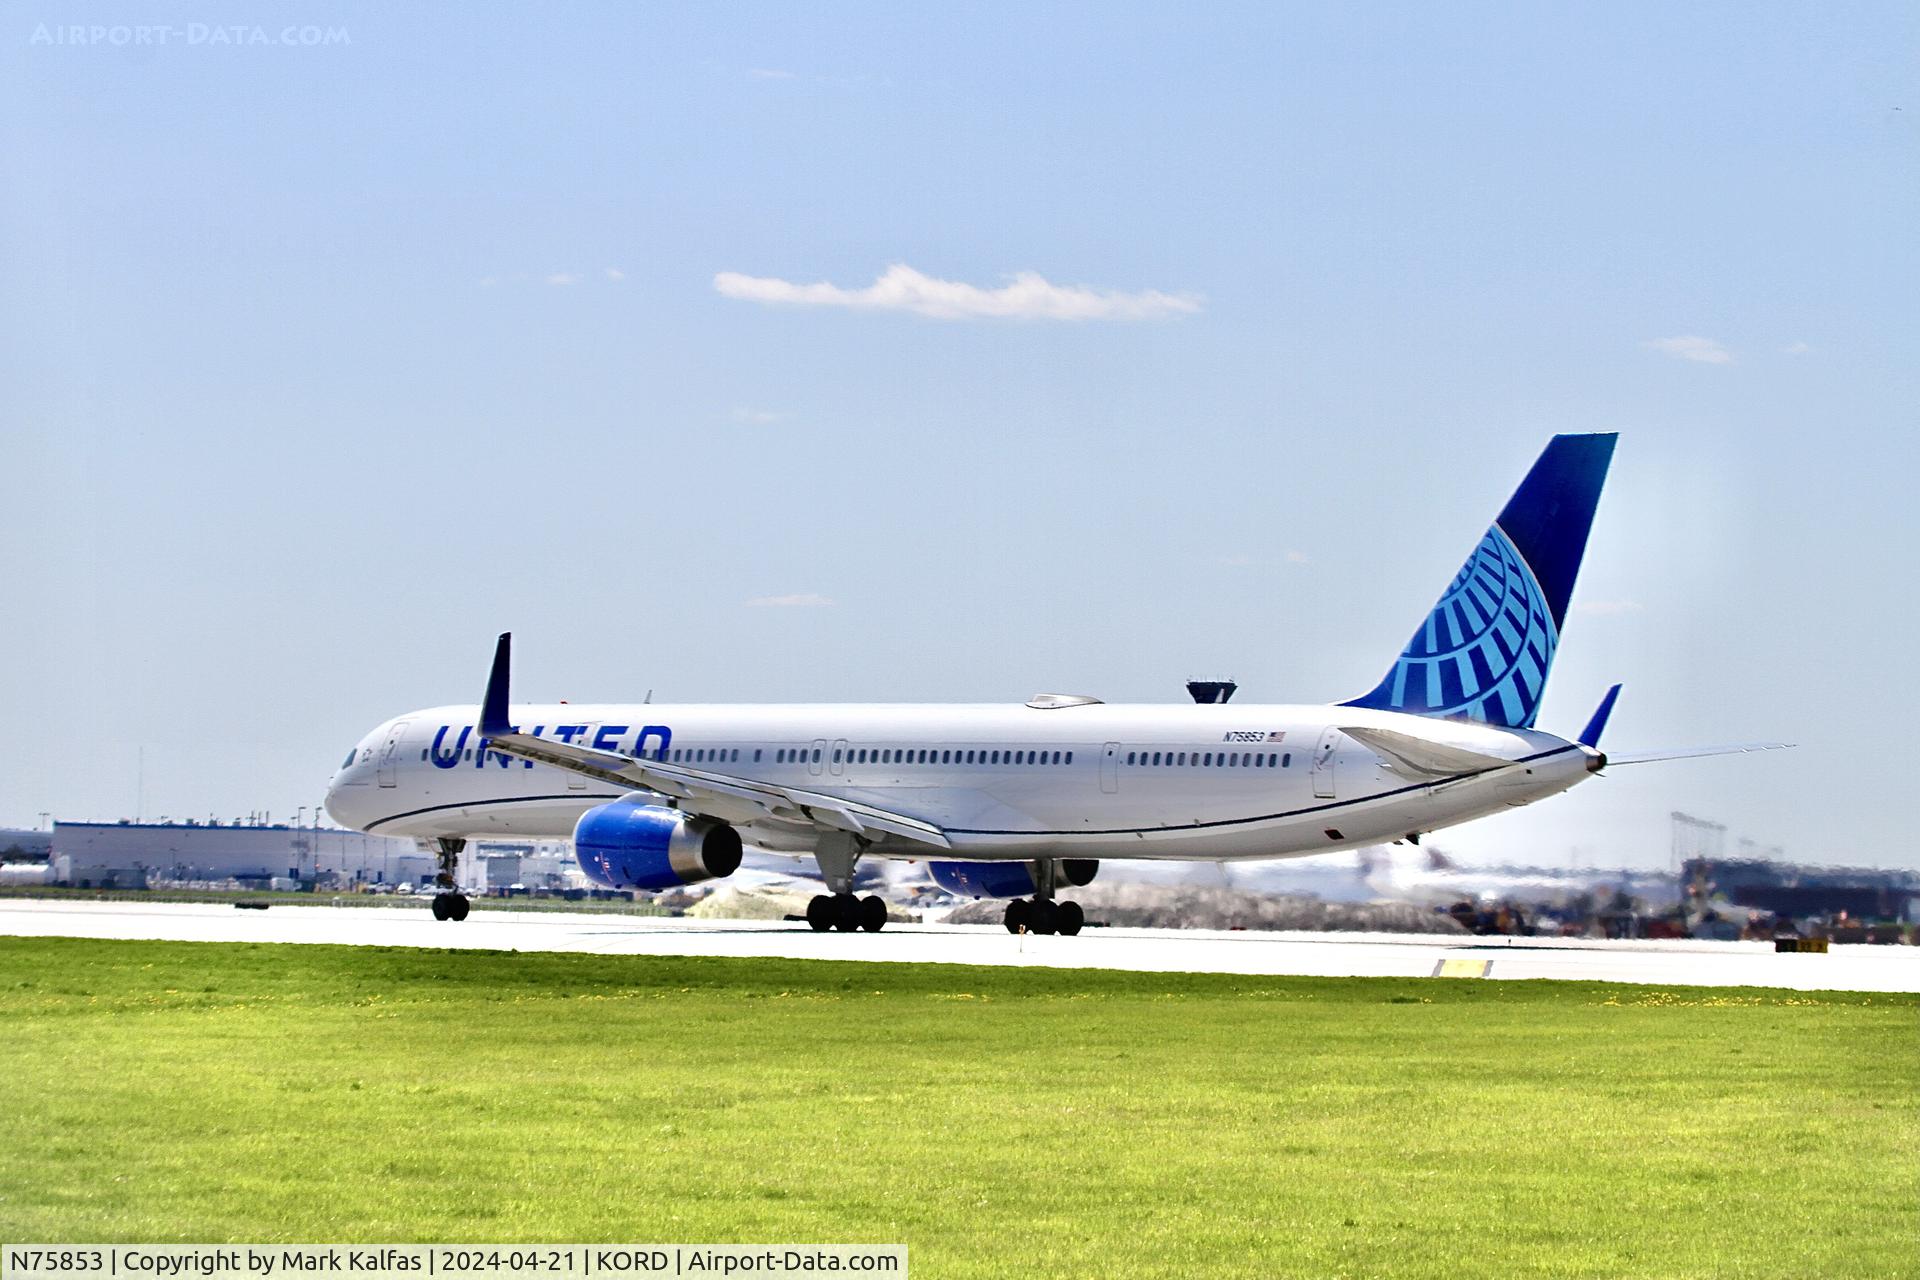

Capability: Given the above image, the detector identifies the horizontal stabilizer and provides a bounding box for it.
[1339,726,1517,778]
[1579,684,1622,748]
[1604,742,1793,766]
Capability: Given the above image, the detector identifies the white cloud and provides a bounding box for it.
[604,267,626,281]
[731,407,785,425]
[545,272,580,286]
[713,263,1203,321]
[746,593,834,608]
[1285,549,1311,565]
[1644,335,1734,365]
[1782,340,1810,355]
[1573,599,1644,617]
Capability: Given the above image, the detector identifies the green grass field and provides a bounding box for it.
[0,938,1912,1278]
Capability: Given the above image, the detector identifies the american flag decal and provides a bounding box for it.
[1268,731,1286,742]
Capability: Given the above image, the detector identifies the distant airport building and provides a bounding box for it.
[1685,857,1920,923]
[480,844,577,891]
[0,828,53,860]
[44,821,584,893]
[51,821,431,888]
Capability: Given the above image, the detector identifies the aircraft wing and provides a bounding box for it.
[1602,742,1793,766]
[475,634,951,850]
[1338,726,1518,778]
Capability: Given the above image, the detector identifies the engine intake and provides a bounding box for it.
[573,798,743,891]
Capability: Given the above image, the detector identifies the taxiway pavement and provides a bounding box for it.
[1,899,1913,992]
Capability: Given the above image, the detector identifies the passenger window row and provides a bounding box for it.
[667,747,742,764]
[413,739,1290,773]
[1126,750,1293,769]
[770,746,1075,767]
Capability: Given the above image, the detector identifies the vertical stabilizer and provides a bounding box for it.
[1343,433,1616,728]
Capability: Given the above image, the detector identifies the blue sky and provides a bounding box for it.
[3,2,1914,867]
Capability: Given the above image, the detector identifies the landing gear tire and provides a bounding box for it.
[1027,899,1059,936]
[833,893,862,932]
[806,895,835,932]
[427,838,467,922]
[1056,900,1084,936]
[858,895,888,932]
[1004,899,1030,934]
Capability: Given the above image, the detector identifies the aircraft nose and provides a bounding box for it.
[324,738,373,830]
[323,771,359,829]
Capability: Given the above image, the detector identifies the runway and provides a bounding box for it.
[1,898,1914,992]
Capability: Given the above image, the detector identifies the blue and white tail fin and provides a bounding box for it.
[1344,433,1616,729]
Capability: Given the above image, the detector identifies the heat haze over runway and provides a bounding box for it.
[2,899,1912,993]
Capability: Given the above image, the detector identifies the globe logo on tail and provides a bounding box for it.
[1372,524,1558,728]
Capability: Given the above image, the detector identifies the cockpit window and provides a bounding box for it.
[342,748,358,769]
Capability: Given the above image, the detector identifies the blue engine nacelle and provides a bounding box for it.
[573,798,744,891]
[928,859,1098,899]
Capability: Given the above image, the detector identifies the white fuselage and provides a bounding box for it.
[324,701,1601,863]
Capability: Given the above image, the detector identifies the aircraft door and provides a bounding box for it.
[1100,742,1120,794]
[830,738,848,776]
[377,720,410,788]
[808,738,827,777]
[1311,728,1340,799]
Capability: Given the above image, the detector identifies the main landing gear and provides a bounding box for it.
[1003,898,1083,936]
[1003,858,1084,935]
[805,892,889,933]
[428,837,470,922]
[804,831,888,932]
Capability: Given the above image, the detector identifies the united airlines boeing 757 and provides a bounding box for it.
[324,434,1783,933]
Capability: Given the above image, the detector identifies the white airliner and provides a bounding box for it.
[324,434,1782,934]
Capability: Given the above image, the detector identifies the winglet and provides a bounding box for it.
[1579,683,1621,748]
[480,632,513,738]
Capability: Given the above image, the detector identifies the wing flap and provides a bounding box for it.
[1339,725,1518,779]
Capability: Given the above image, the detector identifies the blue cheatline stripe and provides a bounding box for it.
[364,793,625,831]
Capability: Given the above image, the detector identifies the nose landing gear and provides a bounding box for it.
[427,837,469,922]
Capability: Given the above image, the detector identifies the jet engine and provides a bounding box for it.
[573,797,743,891]
[928,859,1098,899]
